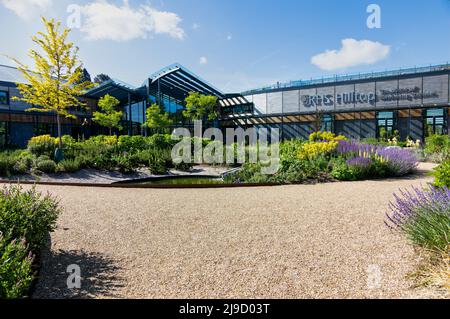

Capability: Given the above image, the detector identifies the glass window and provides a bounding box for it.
[34,123,52,136]
[0,91,8,105]
[424,108,446,136]
[0,122,7,148]
[321,114,333,132]
[376,111,396,138]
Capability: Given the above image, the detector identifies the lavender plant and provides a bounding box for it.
[346,156,372,168]
[386,186,450,252]
[336,140,418,177]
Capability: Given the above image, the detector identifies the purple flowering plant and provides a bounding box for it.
[385,186,450,251]
[335,140,418,177]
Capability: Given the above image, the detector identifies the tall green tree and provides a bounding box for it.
[92,94,123,135]
[145,103,173,133]
[183,92,218,121]
[11,17,93,150]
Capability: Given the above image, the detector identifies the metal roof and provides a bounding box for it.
[148,63,225,99]
[84,79,145,102]
[0,64,32,84]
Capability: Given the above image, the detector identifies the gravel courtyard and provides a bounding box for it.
[19,163,442,298]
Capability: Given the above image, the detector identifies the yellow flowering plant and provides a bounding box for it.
[298,131,346,160]
[27,135,58,157]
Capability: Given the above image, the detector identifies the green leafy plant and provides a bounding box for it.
[27,135,57,158]
[0,185,61,252]
[183,92,219,121]
[432,160,450,188]
[57,158,82,173]
[0,236,34,299]
[36,159,57,174]
[145,103,173,133]
[92,94,123,135]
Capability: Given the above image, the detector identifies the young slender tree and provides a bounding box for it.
[92,94,123,135]
[12,17,92,151]
[145,103,173,133]
[183,92,218,121]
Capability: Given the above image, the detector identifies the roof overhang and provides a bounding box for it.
[147,63,225,100]
[84,79,145,102]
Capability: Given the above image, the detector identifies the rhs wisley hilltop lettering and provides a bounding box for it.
[302,86,439,107]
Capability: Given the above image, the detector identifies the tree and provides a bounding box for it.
[92,94,123,135]
[313,110,324,133]
[78,67,92,84]
[11,17,92,151]
[145,103,173,133]
[183,92,218,121]
[94,73,111,84]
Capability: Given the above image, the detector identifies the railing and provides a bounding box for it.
[241,62,450,96]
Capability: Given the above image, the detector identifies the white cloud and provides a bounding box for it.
[199,56,208,65]
[192,23,200,30]
[80,0,185,41]
[311,38,390,71]
[226,33,232,41]
[0,0,52,20]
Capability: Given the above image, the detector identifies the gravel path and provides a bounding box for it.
[16,162,444,298]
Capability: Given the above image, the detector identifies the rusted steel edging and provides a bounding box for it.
[0,178,282,189]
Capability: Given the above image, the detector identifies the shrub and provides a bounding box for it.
[275,157,327,183]
[118,135,147,152]
[298,141,339,160]
[331,159,358,181]
[0,236,34,299]
[309,131,345,142]
[336,140,418,177]
[147,148,171,175]
[148,134,175,149]
[36,159,57,174]
[432,160,450,188]
[12,161,28,175]
[361,137,387,146]
[36,155,50,162]
[57,158,82,173]
[0,152,17,177]
[424,134,450,157]
[0,185,61,252]
[114,154,136,174]
[386,186,450,252]
[376,147,418,176]
[27,135,57,157]
[223,162,271,184]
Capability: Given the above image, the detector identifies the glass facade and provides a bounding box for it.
[0,91,8,105]
[124,101,146,135]
[376,111,396,138]
[424,108,446,136]
[321,114,333,132]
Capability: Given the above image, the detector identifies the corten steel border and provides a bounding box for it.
[0,178,282,189]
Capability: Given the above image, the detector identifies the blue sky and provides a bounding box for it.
[0,0,449,93]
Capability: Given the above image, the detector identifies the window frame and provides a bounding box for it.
[376,111,397,138]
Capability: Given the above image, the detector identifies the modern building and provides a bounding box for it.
[0,64,97,147]
[224,63,450,142]
[0,62,449,147]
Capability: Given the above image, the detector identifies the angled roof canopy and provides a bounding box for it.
[84,79,145,102]
[147,63,225,101]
